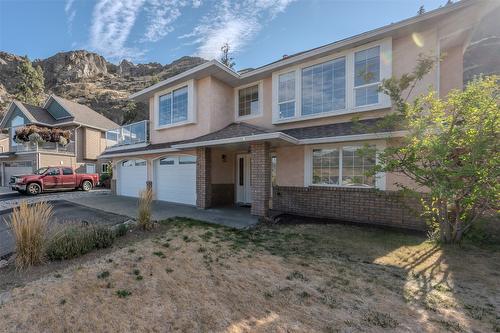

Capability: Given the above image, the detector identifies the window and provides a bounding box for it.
[159,157,175,165]
[302,57,345,116]
[158,86,188,126]
[62,168,73,175]
[135,160,146,166]
[122,160,134,167]
[11,115,24,147]
[278,71,296,118]
[238,85,259,117]
[101,163,110,174]
[179,156,196,164]
[311,146,376,187]
[354,46,380,107]
[312,149,339,185]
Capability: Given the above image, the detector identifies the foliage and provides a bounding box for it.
[46,223,115,260]
[220,43,235,69]
[7,201,53,269]
[137,186,154,230]
[374,63,499,243]
[123,101,138,124]
[14,125,71,144]
[15,56,45,106]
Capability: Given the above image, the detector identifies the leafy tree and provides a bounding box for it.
[220,43,235,69]
[372,65,499,243]
[417,5,426,15]
[149,75,160,86]
[123,101,138,124]
[15,56,45,106]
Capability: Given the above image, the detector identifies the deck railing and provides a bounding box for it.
[105,120,149,148]
[13,141,76,154]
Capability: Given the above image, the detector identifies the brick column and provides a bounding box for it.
[196,147,212,209]
[250,142,271,217]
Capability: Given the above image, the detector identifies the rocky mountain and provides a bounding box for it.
[0,50,206,125]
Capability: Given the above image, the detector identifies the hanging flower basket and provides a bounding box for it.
[14,125,72,145]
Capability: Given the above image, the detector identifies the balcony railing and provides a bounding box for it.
[13,141,76,154]
[106,120,149,148]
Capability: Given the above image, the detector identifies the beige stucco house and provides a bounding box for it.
[101,0,491,230]
[0,95,118,185]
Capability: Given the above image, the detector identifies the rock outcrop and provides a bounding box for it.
[0,50,206,124]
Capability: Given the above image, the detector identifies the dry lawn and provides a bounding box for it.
[0,218,499,333]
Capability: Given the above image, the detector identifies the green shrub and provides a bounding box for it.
[46,224,115,260]
[115,223,128,237]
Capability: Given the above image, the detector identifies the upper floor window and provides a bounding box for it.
[278,71,296,118]
[273,39,390,123]
[354,46,380,107]
[158,86,188,126]
[238,85,259,117]
[302,57,345,116]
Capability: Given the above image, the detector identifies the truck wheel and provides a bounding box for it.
[81,180,92,191]
[27,183,41,196]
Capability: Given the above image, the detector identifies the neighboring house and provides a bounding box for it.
[100,0,491,230]
[0,95,118,186]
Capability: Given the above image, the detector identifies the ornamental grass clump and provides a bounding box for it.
[7,201,53,269]
[138,186,154,230]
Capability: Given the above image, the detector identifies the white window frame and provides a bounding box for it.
[272,38,392,124]
[304,142,386,190]
[153,79,196,130]
[234,81,263,121]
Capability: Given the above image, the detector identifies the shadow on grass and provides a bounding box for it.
[164,215,500,332]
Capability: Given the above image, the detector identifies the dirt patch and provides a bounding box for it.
[0,219,498,332]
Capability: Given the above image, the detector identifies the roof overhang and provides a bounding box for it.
[172,132,300,149]
[99,130,408,159]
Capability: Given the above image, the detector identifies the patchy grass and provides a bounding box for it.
[0,217,499,332]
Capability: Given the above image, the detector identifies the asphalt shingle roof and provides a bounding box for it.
[101,118,402,156]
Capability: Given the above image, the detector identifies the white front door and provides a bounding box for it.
[154,155,196,205]
[236,154,252,204]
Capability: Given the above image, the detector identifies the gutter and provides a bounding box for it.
[98,130,407,159]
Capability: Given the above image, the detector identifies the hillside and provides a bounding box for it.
[0,51,206,125]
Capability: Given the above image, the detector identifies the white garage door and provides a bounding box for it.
[117,159,147,198]
[155,155,196,205]
[4,161,33,186]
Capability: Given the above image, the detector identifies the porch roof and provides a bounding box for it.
[100,118,407,158]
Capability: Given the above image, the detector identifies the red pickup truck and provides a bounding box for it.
[10,166,99,195]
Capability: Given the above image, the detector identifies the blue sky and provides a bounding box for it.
[1,0,449,69]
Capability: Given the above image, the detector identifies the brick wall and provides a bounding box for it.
[196,147,212,209]
[250,142,271,216]
[273,186,426,231]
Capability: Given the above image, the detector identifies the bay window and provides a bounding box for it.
[302,57,345,116]
[273,39,390,123]
[311,146,376,187]
[354,46,380,107]
[158,86,188,126]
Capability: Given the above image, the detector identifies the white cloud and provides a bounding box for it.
[65,0,77,30]
[89,0,147,60]
[141,0,186,43]
[182,0,295,60]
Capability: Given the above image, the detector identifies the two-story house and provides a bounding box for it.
[100,0,490,230]
[0,95,118,185]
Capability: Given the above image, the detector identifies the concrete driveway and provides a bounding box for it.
[0,200,130,258]
[67,195,260,230]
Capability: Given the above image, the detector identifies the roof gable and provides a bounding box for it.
[45,97,73,120]
[0,101,33,128]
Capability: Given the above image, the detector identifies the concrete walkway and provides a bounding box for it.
[67,195,259,229]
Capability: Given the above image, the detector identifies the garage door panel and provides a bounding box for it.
[4,161,33,186]
[155,156,196,205]
[117,159,147,198]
